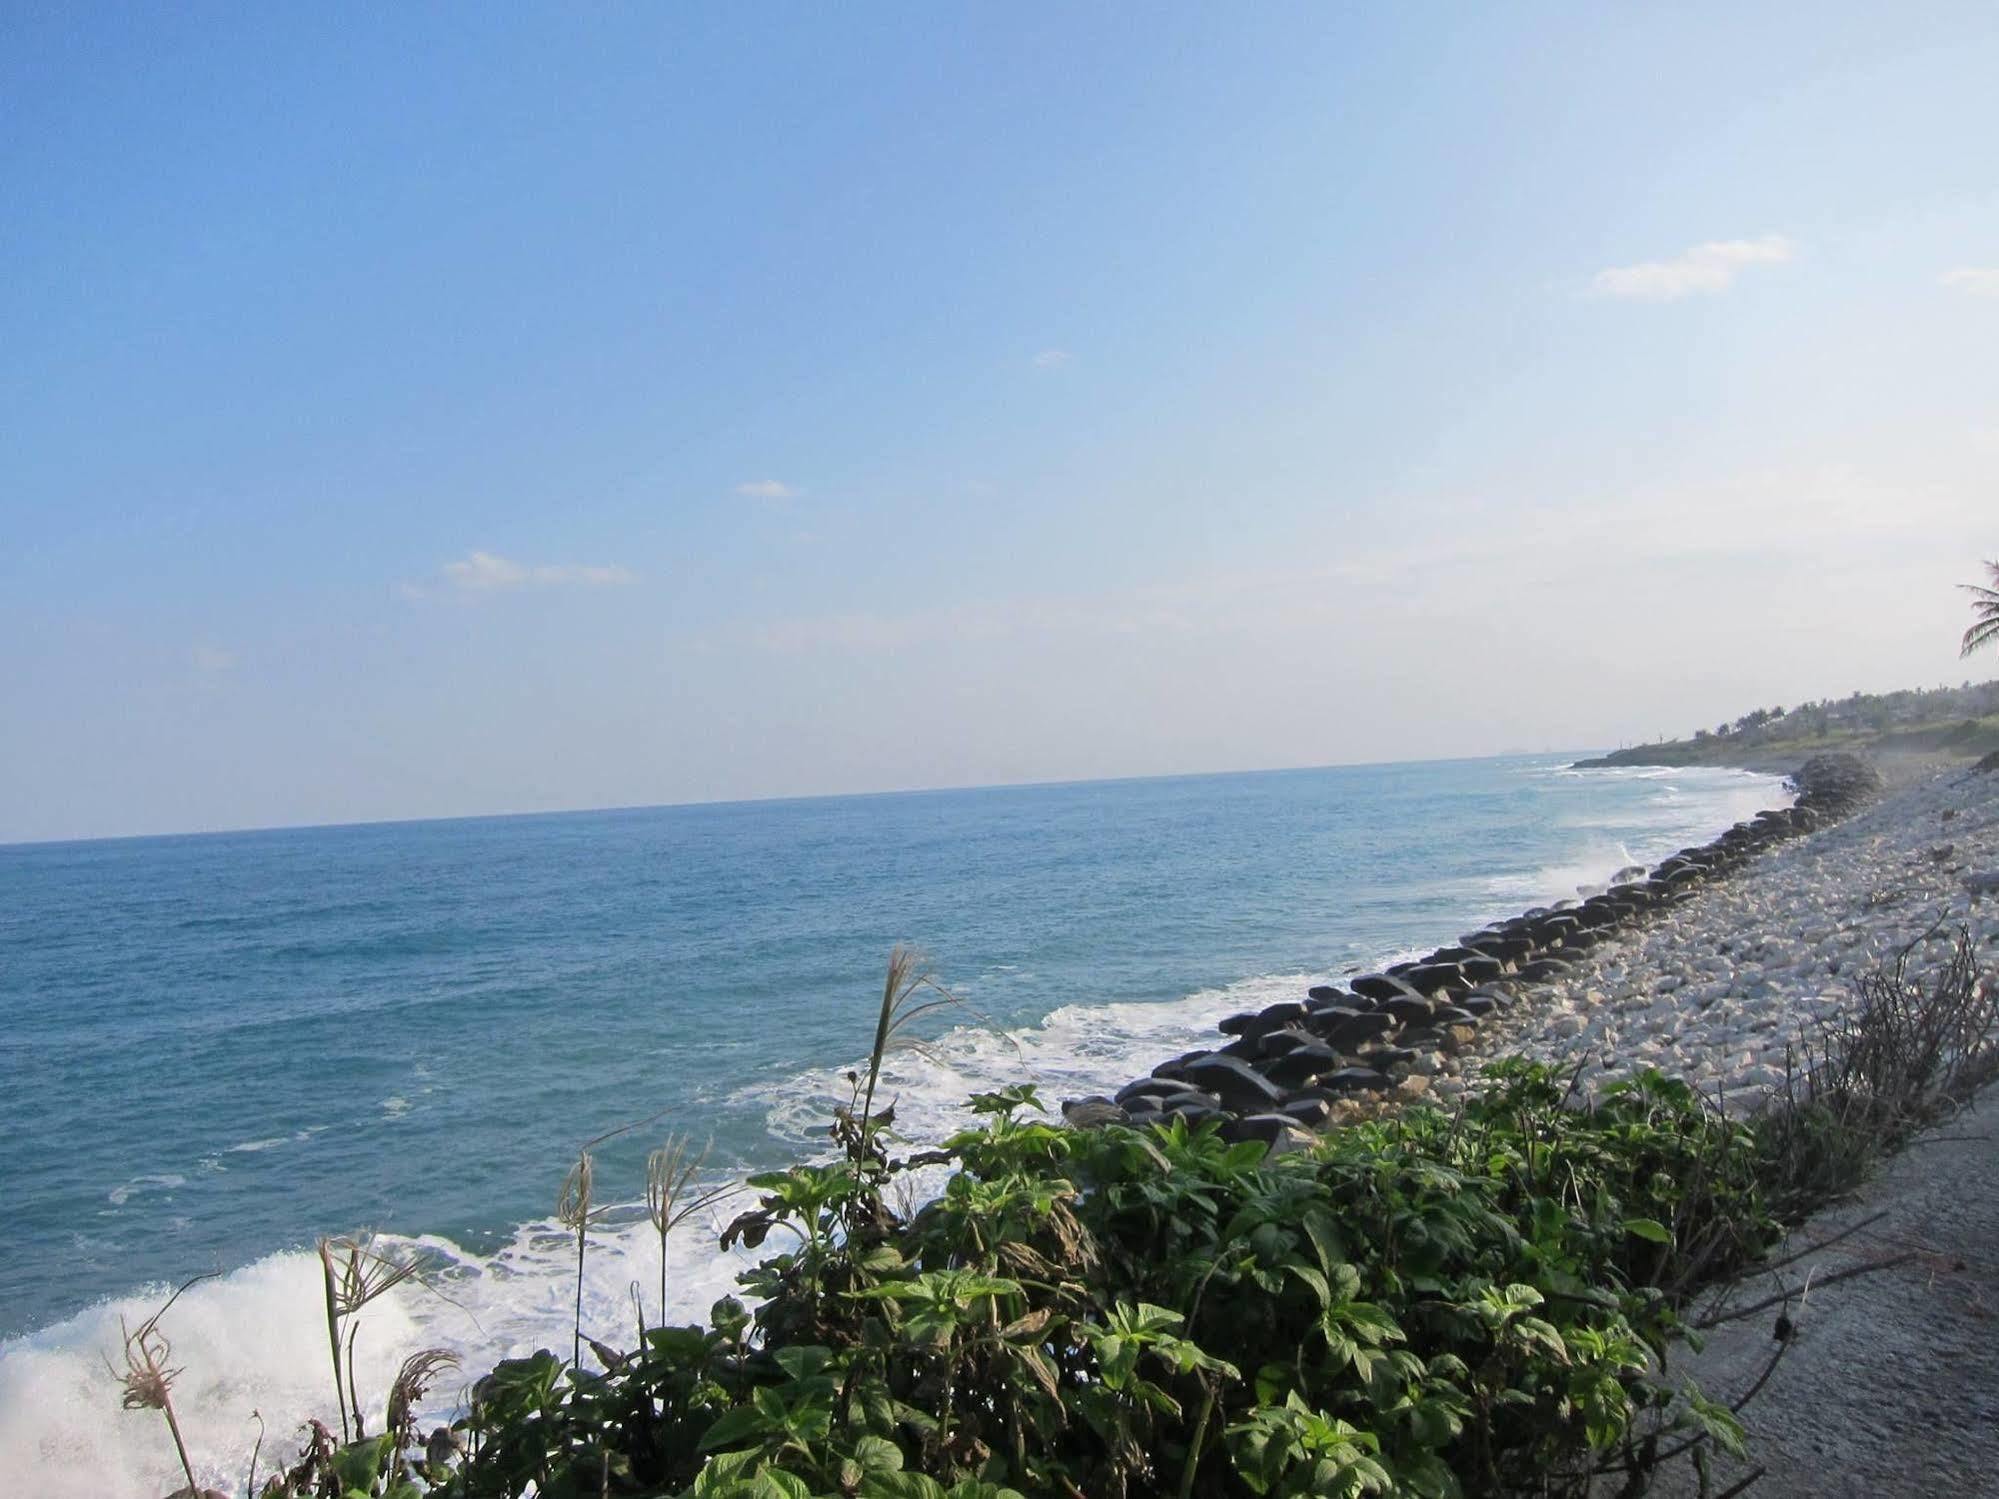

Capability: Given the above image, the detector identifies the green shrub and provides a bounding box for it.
[262,1060,1780,1499]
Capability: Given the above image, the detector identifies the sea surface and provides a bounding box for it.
[0,756,1788,1495]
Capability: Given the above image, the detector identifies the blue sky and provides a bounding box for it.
[3,4,1997,841]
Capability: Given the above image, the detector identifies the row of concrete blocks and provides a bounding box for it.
[1061,763,1881,1150]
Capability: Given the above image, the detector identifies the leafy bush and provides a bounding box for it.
[260,1061,1780,1499]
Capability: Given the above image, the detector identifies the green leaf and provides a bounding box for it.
[854,1243,906,1273]
[1285,1261,1332,1307]
[1254,1362,1291,1406]
[773,1345,834,1381]
[1300,1208,1346,1274]
[952,1274,1023,1302]
[687,1449,766,1495]
[332,1436,388,1488]
[1623,1217,1673,1244]
[851,1434,906,1474]
[697,1403,772,1452]
[864,1475,946,1499]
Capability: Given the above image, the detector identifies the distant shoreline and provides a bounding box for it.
[1571,723,1999,777]
[1570,747,1810,776]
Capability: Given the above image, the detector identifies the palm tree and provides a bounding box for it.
[1964,560,1999,657]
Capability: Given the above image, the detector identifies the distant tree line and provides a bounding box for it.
[1680,677,1999,746]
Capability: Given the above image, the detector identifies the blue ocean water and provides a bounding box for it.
[0,756,1786,1495]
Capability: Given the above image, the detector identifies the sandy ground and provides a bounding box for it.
[1647,1087,1999,1498]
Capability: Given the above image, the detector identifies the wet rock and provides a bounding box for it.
[1221,1112,1298,1147]
[1178,1053,1289,1112]
[1061,1096,1127,1127]
[1402,962,1473,999]
[1260,1042,1341,1088]
[1218,1010,1276,1038]
[1468,931,1536,962]
[1150,1050,1209,1082]
[1456,954,1508,983]
[1379,996,1438,1025]
[1359,1045,1419,1070]
[1115,1077,1215,1108]
[1278,1095,1333,1127]
[1160,1097,1224,1125]
[1254,1027,1316,1058]
[1316,1010,1397,1049]
[1350,973,1429,1004]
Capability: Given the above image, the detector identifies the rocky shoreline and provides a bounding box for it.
[1065,753,1998,1146]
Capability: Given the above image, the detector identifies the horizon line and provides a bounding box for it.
[0,746,1641,852]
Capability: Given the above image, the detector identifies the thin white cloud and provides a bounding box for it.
[1031,348,1073,369]
[191,645,236,673]
[429,550,635,594]
[735,479,799,500]
[1940,267,1999,298]
[1589,235,1795,301]
[443,551,528,590]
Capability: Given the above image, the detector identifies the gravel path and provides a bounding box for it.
[1646,1082,1999,1497]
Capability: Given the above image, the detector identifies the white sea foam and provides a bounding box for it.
[745,967,1326,1153]
[105,1174,186,1207]
[0,1205,761,1499]
[0,1251,416,1499]
[1489,766,1790,909]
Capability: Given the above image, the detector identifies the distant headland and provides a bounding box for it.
[1572,677,1999,771]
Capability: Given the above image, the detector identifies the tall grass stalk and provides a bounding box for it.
[386,1347,460,1454]
[644,1135,737,1327]
[856,945,1003,1154]
[558,1114,671,1369]
[555,1148,596,1372]
[316,1236,427,1443]
[109,1271,216,1496]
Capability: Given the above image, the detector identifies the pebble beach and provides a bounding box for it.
[1456,754,1999,1108]
[1088,753,1999,1139]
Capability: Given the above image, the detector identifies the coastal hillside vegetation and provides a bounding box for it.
[1575,677,1999,769]
[122,926,1997,1499]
